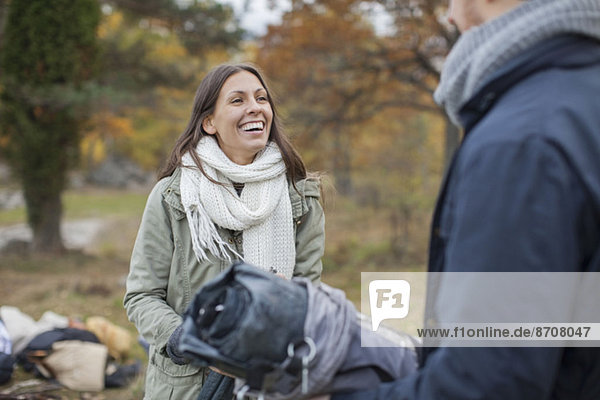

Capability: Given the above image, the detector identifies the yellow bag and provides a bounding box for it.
[85,316,132,361]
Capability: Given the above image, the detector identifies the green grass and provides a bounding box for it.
[63,190,148,220]
[0,189,149,226]
[0,206,25,226]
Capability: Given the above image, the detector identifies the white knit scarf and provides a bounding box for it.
[180,136,296,278]
[434,0,600,127]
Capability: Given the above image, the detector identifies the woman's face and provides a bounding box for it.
[202,70,273,165]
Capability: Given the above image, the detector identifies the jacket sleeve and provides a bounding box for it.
[293,178,325,283]
[333,138,588,399]
[124,179,182,354]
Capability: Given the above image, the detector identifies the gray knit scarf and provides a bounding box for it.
[434,0,600,127]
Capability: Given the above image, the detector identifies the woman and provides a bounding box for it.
[124,63,325,399]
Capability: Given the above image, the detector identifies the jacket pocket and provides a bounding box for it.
[145,346,204,399]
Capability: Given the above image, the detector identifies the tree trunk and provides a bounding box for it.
[27,188,65,254]
[0,0,8,48]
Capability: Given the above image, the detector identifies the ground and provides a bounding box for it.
[0,216,147,400]
[0,186,428,399]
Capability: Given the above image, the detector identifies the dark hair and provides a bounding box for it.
[158,63,307,183]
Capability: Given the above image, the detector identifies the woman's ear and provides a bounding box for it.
[202,116,217,135]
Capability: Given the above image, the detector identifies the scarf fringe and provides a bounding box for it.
[186,205,242,263]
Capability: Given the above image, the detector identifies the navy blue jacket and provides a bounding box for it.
[333,35,600,400]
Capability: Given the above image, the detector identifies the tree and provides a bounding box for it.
[0,0,8,49]
[0,0,100,253]
[368,0,460,169]
[101,0,243,61]
[259,0,390,194]
[88,1,244,174]
[263,0,460,173]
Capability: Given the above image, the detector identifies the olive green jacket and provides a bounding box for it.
[124,168,325,400]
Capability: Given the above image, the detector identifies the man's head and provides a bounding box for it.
[448,0,526,33]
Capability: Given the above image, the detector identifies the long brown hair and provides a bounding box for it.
[158,63,307,183]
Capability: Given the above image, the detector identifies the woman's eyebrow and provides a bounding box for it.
[226,88,266,96]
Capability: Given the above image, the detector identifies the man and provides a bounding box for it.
[331,0,600,399]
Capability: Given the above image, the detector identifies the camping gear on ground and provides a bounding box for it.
[0,352,14,386]
[34,340,108,392]
[104,359,142,388]
[13,326,140,391]
[0,319,11,355]
[0,319,14,385]
[85,316,133,361]
[179,262,418,400]
[15,328,105,391]
[0,307,69,354]
[16,328,100,375]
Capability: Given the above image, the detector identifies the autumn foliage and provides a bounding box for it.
[0,0,455,267]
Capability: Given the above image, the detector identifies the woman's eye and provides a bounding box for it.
[257,96,268,102]
[231,98,242,104]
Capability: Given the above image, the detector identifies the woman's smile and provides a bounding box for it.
[202,70,273,165]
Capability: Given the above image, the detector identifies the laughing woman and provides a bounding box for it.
[124,63,325,399]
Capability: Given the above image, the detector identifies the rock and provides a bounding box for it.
[0,238,30,256]
[0,218,105,254]
[0,190,25,210]
[86,155,153,189]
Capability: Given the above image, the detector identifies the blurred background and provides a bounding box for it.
[0,0,458,397]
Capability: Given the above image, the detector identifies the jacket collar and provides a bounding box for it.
[459,35,600,133]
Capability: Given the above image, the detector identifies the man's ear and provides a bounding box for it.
[202,116,217,135]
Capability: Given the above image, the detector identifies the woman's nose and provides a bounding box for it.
[246,98,261,114]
